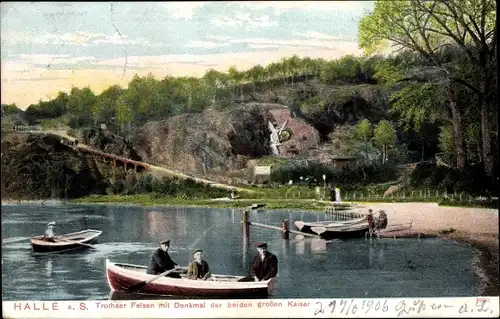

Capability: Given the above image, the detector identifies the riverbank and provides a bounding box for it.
[356,202,499,296]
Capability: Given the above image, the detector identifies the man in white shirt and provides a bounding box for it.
[43,222,56,242]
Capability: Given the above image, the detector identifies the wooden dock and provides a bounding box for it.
[250,221,319,238]
[241,209,320,239]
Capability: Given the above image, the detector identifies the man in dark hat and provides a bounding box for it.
[146,240,182,278]
[238,242,278,282]
[187,249,211,280]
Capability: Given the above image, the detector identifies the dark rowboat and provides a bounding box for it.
[30,229,102,253]
[309,223,370,239]
[105,260,273,297]
[294,216,367,235]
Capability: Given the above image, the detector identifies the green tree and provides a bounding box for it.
[67,86,97,127]
[359,0,497,176]
[355,119,373,163]
[373,120,397,164]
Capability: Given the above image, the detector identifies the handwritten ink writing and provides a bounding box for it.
[313,299,389,316]
[395,299,426,317]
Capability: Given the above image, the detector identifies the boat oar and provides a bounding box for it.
[56,237,96,249]
[127,268,177,292]
[2,237,31,244]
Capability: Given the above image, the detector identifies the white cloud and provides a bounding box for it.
[236,1,373,16]
[7,31,158,47]
[17,54,96,66]
[206,35,234,41]
[211,13,277,28]
[228,37,360,51]
[293,31,345,41]
[161,2,206,20]
[185,41,229,49]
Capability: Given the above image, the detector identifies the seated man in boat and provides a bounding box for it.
[42,221,57,242]
[376,210,388,230]
[238,242,278,282]
[187,249,211,280]
[147,239,182,278]
[366,210,375,235]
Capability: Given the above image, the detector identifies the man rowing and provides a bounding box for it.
[147,239,182,278]
[42,222,56,242]
[187,249,211,280]
[238,242,278,282]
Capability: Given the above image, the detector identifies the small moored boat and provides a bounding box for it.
[295,216,367,234]
[30,229,102,253]
[105,260,273,297]
[310,223,370,239]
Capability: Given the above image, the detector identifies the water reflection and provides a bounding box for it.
[295,238,305,255]
[242,234,248,268]
[46,258,53,277]
[108,291,267,300]
[310,238,327,254]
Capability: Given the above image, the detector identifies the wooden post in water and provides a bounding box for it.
[281,219,289,239]
[242,209,249,237]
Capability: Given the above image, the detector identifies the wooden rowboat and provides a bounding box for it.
[310,223,370,239]
[294,216,367,234]
[105,260,273,297]
[30,229,102,253]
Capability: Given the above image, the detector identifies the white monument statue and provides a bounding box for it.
[268,120,289,156]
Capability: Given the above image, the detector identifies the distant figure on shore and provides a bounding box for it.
[238,242,278,282]
[147,239,182,278]
[366,209,375,235]
[330,187,336,202]
[74,140,79,149]
[335,187,341,202]
[42,222,56,242]
[376,210,388,230]
[187,249,211,280]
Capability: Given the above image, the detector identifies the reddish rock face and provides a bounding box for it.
[268,108,320,156]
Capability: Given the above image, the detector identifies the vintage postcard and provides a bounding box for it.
[1,1,498,318]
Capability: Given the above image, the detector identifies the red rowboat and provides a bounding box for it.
[105,260,273,297]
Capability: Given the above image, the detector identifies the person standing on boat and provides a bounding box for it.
[42,222,56,242]
[147,240,182,278]
[187,249,211,280]
[238,242,278,282]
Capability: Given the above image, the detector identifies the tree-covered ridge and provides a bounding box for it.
[20,54,379,129]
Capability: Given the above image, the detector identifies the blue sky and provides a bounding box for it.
[1,1,374,108]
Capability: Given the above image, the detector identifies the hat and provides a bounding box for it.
[47,221,56,226]
[160,239,171,245]
[193,249,203,255]
[255,242,268,248]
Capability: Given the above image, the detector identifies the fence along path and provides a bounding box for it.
[17,130,249,193]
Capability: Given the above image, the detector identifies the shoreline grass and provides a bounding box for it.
[67,193,498,210]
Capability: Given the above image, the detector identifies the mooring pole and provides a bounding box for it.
[281,219,289,239]
[242,209,249,237]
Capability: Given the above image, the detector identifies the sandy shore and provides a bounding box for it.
[353,202,499,296]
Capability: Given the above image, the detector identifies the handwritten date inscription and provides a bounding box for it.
[313,298,495,317]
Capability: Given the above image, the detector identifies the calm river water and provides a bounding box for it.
[1,203,479,300]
